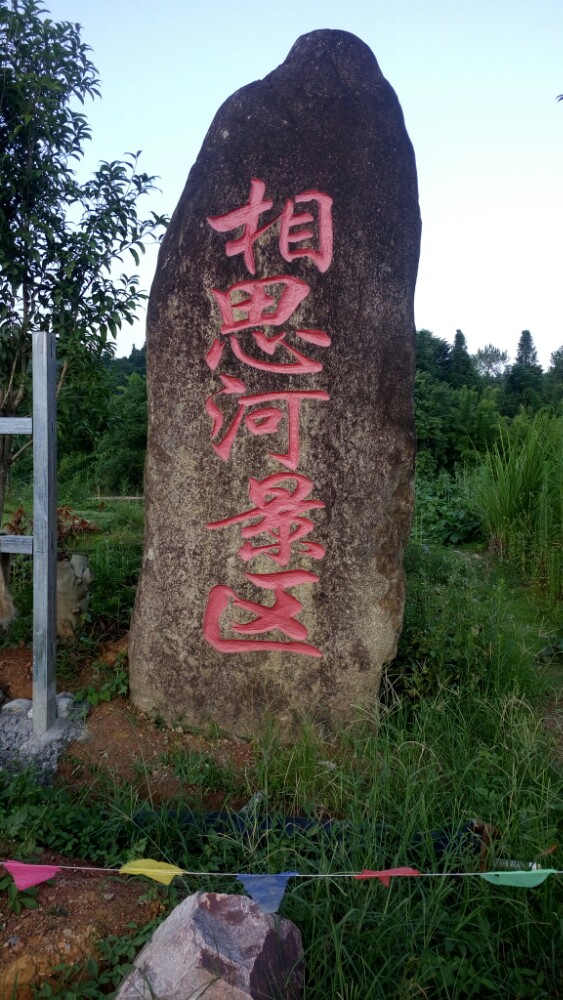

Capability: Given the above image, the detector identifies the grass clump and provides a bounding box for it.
[386,542,548,703]
[466,412,562,601]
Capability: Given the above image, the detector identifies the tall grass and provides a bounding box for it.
[0,495,560,997]
[0,543,560,999]
[466,413,562,601]
[5,682,559,1000]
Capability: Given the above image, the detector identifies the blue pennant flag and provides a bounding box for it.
[236,871,298,913]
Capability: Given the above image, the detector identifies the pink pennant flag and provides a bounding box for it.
[3,860,62,890]
[354,867,420,888]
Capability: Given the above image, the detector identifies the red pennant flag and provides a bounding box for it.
[3,861,62,890]
[354,867,420,888]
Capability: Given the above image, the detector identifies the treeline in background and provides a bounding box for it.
[11,327,563,602]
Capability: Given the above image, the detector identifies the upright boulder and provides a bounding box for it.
[129,29,421,732]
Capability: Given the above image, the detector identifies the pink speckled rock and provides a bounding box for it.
[115,892,303,999]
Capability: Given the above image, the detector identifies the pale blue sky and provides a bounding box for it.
[47,0,563,367]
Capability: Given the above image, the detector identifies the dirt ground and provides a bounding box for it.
[0,639,254,997]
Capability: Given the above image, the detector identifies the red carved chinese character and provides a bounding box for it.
[204,328,331,375]
[205,378,330,470]
[207,179,275,275]
[207,472,326,565]
[212,276,309,334]
[203,569,322,657]
[279,191,334,273]
[207,180,334,274]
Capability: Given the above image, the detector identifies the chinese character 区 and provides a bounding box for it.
[203,569,322,657]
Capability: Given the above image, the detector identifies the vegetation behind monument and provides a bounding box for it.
[0,0,166,518]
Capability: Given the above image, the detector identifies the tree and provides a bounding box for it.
[0,0,166,516]
[501,330,544,415]
[544,346,563,411]
[104,342,147,387]
[474,344,509,380]
[416,329,451,380]
[515,330,539,366]
[445,329,478,388]
[94,373,147,494]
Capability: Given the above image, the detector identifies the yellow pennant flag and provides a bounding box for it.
[119,859,185,885]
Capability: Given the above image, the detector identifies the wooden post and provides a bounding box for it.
[32,330,57,734]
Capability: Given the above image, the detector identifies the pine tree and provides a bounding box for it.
[515,330,539,366]
[445,330,478,388]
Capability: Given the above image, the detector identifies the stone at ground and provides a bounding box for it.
[0,693,88,778]
[129,28,420,733]
[115,892,303,1000]
[56,554,93,638]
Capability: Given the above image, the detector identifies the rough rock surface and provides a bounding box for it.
[0,694,88,778]
[115,892,303,1000]
[129,29,421,732]
[56,554,93,638]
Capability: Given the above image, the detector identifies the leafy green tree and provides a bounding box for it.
[474,344,509,381]
[414,371,465,473]
[94,374,147,494]
[416,329,451,381]
[0,0,166,516]
[469,388,503,453]
[544,346,563,411]
[104,343,147,388]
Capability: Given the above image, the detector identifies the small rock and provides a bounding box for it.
[115,892,303,999]
[56,693,76,719]
[1,698,32,715]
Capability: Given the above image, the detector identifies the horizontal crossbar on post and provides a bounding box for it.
[0,535,33,554]
[0,418,32,434]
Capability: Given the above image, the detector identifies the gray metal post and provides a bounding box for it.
[32,330,57,733]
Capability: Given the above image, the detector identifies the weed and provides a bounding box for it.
[386,542,546,702]
[31,917,161,999]
[75,656,129,706]
[159,747,238,794]
[0,873,39,915]
[413,471,481,546]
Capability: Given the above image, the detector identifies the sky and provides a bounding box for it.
[46,0,563,368]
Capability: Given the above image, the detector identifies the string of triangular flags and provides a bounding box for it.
[2,860,560,914]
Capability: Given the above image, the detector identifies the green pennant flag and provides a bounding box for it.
[480,869,557,888]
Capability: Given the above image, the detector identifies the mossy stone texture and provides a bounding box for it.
[129,29,421,732]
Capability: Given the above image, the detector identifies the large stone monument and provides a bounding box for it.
[129,29,421,732]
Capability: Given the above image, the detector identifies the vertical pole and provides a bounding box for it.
[32,330,57,734]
